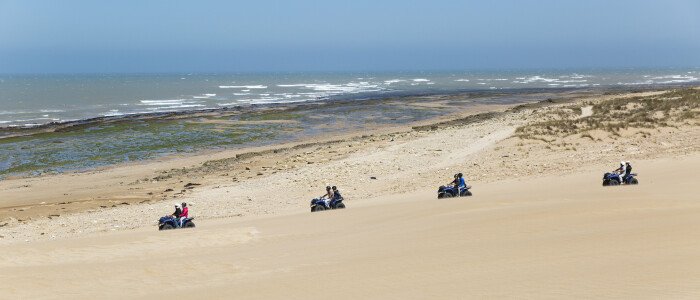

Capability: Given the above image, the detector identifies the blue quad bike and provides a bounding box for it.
[602,172,639,186]
[310,197,346,212]
[437,185,472,199]
[158,215,195,230]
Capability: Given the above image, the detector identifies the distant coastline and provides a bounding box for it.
[2,82,697,135]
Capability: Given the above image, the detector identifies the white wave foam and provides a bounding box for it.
[277,84,309,87]
[454,79,470,82]
[139,99,188,105]
[103,110,125,117]
[219,85,267,89]
[164,104,206,109]
[616,80,654,86]
[0,121,11,124]
[513,75,588,85]
[412,78,430,82]
[40,109,65,113]
[651,75,698,84]
[276,82,381,94]
[560,73,593,79]
[0,111,26,115]
[192,93,217,99]
[384,79,405,84]
[555,79,588,83]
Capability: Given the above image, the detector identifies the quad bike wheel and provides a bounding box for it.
[311,205,326,212]
[335,203,346,209]
[629,178,639,185]
[608,179,620,186]
[160,224,174,231]
[184,221,195,228]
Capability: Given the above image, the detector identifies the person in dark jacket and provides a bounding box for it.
[172,203,182,226]
[624,161,633,182]
[330,186,343,207]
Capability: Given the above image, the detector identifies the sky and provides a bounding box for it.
[0,0,698,73]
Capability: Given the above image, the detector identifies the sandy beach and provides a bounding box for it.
[0,87,698,298]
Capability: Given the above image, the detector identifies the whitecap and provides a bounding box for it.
[275,82,381,94]
[513,76,560,84]
[103,111,125,117]
[192,93,217,99]
[412,78,430,82]
[454,79,470,82]
[139,99,188,106]
[617,80,654,86]
[383,79,405,84]
[651,75,698,84]
[164,104,206,109]
[219,85,267,89]
[277,84,310,87]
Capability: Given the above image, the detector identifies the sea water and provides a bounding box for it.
[1,69,698,127]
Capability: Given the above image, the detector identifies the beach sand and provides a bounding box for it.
[0,88,698,298]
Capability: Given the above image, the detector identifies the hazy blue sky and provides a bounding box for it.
[1,0,698,73]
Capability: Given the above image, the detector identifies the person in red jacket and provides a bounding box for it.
[179,202,189,227]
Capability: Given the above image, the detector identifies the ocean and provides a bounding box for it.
[1,69,698,127]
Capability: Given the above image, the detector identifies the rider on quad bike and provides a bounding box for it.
[613,161,633,184]
[319,186,334,208]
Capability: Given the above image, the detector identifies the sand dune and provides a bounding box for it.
[1,154,699,299]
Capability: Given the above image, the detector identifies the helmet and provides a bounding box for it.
[458,173,463,177]
[620,161,625,165]
[454,174,458,178]
[175,203,181,208]
[326,186,331,190]
[332,186,337,190]
[181,202,187,207]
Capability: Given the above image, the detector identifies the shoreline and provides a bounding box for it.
[1,84,691,135]
[0,87,596,179]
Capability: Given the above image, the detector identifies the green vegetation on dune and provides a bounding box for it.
[516,88,700,140]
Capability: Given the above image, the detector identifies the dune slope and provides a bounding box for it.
[1,154,699,299]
